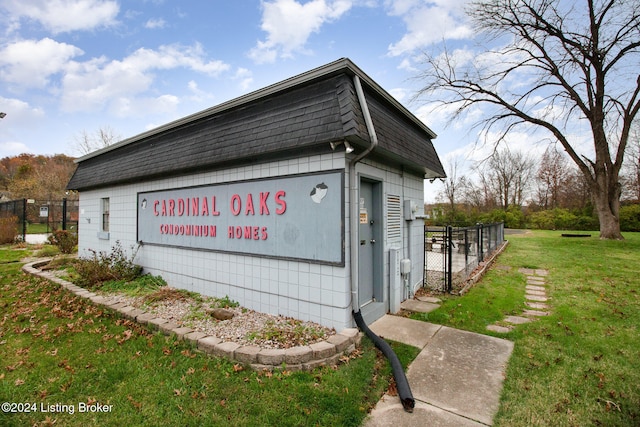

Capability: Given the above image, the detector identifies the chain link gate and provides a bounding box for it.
[424,223,505,293]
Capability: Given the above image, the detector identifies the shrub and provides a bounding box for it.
[36,245,60,257]
[74,241,142,289]
[480,207,525,229]
[529,208,598,231]
[0,216,18,244]
[47,230,78,254]
[620,204,640,232]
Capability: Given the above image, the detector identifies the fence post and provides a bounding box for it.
[477,222,484,262]
[464,228,469,272]
[62,198,67,231]
[446,225,453,293]
[22,198,27,242]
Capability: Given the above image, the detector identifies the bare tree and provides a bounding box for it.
[71,126,121,156]
[475,148,535,210]
[562,169,593,211]
[621,121,640,201]
[536,146,570,209]
[437,156,468,212]
[414,0,640,239]
[464,168,498,210]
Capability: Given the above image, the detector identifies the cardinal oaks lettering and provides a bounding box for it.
[153,191,286,217]
[152,191,286,242]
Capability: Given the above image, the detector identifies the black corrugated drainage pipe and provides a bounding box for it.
[353,310,415,413]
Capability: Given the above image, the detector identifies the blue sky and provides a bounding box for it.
[0,0,475,152]
[2,0,569,201]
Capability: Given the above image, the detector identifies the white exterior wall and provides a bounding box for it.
[77,152,425,331]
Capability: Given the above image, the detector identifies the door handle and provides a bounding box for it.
[370,239,376,244]
[360,240,366,245]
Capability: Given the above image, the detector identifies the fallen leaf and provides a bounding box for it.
[387,381,398,396]
[15,378,25,386]
[41,416,56,426]
[127,395,142,410]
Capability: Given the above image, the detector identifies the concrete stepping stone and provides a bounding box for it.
[525,301,548,310]
[487,268,551,334]
[526,294,548,302]
[401,299,440,314]
[523,309,549,317]
[416,296,442,304]
[504,315,531,324]
[487,324,513,333]
[526,289,546,297]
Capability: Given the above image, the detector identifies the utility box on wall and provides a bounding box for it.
[404,199,417,221]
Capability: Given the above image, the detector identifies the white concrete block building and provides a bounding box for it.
[67,59,445,331]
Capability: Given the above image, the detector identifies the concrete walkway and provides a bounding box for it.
[24,233,50,244]
[362,301,514,426]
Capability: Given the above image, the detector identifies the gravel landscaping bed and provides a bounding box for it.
[95,289,336,350]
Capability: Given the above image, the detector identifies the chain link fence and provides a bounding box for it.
[0,198,79,243]
[424,222,505,293]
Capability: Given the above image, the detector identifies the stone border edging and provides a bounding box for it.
[458,240,510,296]
[22,259,361,371]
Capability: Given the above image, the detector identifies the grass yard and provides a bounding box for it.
[412,230,640,427]
[3,231,639,426]
[0,246,418,427]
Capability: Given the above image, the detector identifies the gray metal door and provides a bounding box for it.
[358,179,381,307]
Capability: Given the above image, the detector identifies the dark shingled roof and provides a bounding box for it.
[67,58,445,191]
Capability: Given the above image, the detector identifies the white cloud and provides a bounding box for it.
[0,96,44,156]
[185,80,218,104]
[3,0,119,34]
[145,18,167,29]
[0,38,83,88]
[385,0,473,56]
[248,0,353,63]
[233,68,254,91]
[60,43,230,112]
[388,87,407,103]
[0,141,31,156]
[109,94,180,118]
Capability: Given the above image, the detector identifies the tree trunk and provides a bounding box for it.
[592,187,624,240]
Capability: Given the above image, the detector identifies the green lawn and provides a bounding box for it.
[4,231,639,426]
[0,247,418,427]
[413,230,640,426]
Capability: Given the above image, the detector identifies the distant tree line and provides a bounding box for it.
[0,153,77,201]
[428,142,640,232]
